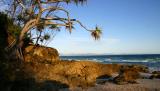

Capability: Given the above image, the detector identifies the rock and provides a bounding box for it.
[152,71,160,74]
[113,65,148,85]
[23,44,60,63]
[113,67,139,85]
[149,71,160,79]
[96,74,112,79]
[150,74,160,79]
[1,56,152,90]
[19,60,122,88]
[121,65,149,73]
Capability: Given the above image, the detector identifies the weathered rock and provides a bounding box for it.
[152,71,160,74]
[150,74,160,79]
[1,57,152,90]
[18,60,122,88]
[23,44,60,63]
[113,65,148,85]
[113,68,139,85]
[121,65,149,73]
[149,71,160,79]
[20,62,147,87]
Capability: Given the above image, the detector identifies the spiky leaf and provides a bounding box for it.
[91,26,102,40]
[43,34,50,40]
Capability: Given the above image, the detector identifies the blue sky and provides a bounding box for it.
[48,0,160,55]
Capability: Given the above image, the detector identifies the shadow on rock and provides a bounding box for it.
[0,78,69,91]
[40,80,69,91]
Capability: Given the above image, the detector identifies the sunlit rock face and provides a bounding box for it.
[23,44,60,63]
[19,60,122,88]
[0,57,152,90]
[19,61,149,88]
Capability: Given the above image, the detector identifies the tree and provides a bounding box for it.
[1,0,102,60]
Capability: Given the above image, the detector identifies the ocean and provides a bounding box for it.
[60,54,160,71]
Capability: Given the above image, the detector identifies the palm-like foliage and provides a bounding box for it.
[65,0,87,4]
[49,24,61,31]
[43,34,50,41]
[91,26,102,40]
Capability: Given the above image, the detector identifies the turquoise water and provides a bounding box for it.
[61,54,160,71]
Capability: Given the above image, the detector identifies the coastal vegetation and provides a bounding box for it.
[1,0,102,61]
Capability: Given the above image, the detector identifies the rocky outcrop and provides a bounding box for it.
[0,58,151,90]
[14,60,122,88]
[18,61,149,88]
[23,44,60,63]
[113,65,149,84]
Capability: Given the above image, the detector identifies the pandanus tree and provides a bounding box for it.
[1,0,102,60]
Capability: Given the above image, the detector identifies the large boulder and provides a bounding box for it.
[113,65,149,84]
[23,44,60,63]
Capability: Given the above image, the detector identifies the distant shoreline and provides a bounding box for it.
[60,54,160,57]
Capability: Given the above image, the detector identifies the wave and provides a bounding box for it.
[61,56,160,70]
[102,58,160,63]
[62,58,160,63]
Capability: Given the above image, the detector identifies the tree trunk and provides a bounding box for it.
[15,19,37,61]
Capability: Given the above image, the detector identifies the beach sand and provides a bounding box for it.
[88,79,160,91]
[60,79,160,91]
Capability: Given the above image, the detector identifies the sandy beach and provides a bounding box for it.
[60,79,160,91]
[93,79,160,91]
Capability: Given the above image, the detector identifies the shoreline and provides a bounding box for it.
[58,79,160,91]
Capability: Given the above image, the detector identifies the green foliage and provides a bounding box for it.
[0,12,21,38]
[95,26,102,34]
[0,13,18,59]
[43,34,50,41]
[7,24,21,38]
[17,14,24,21]
[37,23,44,32]
[0,12,32,49]
[23,33,33,47]
[50,24,58,29]
[91,26,102,40]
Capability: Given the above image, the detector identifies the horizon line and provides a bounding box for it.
[60,53,160,56]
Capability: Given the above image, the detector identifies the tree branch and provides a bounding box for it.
[40,0,64,4]
[18,19,37,47]
[41,17,92,32]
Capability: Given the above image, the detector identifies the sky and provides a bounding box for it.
[1,0,160,55]
[48,0,160,55]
